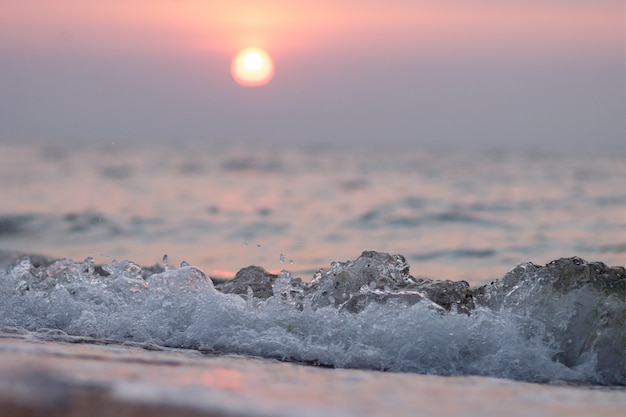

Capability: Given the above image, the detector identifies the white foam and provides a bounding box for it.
[0,257,622,385]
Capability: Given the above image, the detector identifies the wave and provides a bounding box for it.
[350,207,513,230]
[409,248,496,261]
[0,251,623,386]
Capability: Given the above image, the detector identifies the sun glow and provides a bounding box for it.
[231,47,275,87]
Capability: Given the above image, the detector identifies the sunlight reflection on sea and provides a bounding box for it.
[0,142,623,285]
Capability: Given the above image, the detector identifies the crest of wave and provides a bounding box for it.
[0,251,623,385]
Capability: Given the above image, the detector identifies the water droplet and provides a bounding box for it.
[311,270,323,285]
[180,260,190,267]
[279,254,285,263]
[256,244,261,248]
[162,254,169,268]
[81,257,95,275]
[289,259,294,265]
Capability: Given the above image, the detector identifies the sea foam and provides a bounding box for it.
[0,251,623,386]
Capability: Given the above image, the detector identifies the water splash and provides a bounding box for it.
[0,251,623,385]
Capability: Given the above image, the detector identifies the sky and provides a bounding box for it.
[0,0,624,149]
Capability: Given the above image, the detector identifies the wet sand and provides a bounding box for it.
[0,333,623,417]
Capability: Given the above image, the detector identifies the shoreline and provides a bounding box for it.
[0,333,624,417]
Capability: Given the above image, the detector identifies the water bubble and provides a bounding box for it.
[272,270,294,300]
[122,261,142,278]
[81,257,95,275]
[311,270,323,285]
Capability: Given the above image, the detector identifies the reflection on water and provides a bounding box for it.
[0,142,623,284]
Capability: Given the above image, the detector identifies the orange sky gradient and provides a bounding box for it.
[0,1,623,148]
[2,1,622,58]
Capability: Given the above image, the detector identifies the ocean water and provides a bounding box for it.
[0,142,624,284]
[0,142,624,388]
[0,250,624,387]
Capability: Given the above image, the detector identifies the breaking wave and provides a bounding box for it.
[0,251,623,386]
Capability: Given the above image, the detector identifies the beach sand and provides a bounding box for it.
[0,333,623,417]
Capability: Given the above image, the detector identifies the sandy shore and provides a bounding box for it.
[0,332,623,417]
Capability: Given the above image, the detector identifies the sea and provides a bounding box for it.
[0,141,624,414]
[0,141,624,285]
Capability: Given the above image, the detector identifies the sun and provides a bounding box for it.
[231,48,275,87]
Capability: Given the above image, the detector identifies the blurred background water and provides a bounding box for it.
[0,141,624,285]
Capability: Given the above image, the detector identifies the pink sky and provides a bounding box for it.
[2,1,622,56]
[0,0,624,148]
